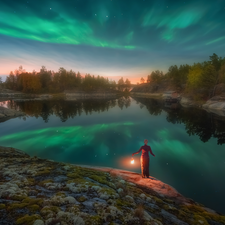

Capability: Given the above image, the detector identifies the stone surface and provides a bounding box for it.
[180,97,195,107]
[33,220,44,225]
[0,106,25,120]
[202,95,225,116]
[0,146,224,225]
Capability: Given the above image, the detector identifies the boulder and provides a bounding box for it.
[180,97,194,107]
[0,106,25,119]
[202,95,225,116]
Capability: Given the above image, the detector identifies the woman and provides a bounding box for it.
[132,139,155,178]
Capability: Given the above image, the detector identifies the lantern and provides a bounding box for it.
[131,158,134,164]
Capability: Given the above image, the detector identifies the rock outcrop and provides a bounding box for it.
[0,146,224,225]
[180,97,195,107]
[0,89,27,98]
[0,106,25,122]
[202,96,225,116]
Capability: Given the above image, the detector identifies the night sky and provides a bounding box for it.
[0,0,225,83]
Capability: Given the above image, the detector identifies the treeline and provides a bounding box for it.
[142,53,225,98]
[4,66,131,93]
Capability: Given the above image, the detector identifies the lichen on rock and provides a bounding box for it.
[0,146,224,225]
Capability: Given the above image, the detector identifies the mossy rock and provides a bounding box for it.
[11,195,27,201]
[22,197,43,206]
[67,177,88,184]
[192,214,209,225]
[182,204,205,213]
[40,206,60,216]
[0,204,6,210]
[16,214,41,225]
[201,212,225,224]
[25,178,35,185]
[85,215,103,225]
[39,179,53,186]
[218,216,225,224]
[129,186,145,197]
[164,198,175,204]
[76,167,101,176]
[77,196,87,202]
[8,203,29,211]
[27,204,40,212]
[36,166,53,176]
[66,205,80,214]
[67,171,82,179]
[144,205,160,214]
[152,196,164,205]
[116,199,134,209]
[176,209,192,223]
[56,192,66,197]
[162,204,177,212]
[88,174,109,186]
[100,187,117,197]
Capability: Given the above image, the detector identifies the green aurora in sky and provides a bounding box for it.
[1,0,224,49]
[0,0,225,81]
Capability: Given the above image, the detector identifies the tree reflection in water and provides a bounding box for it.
[4,97,130,123]
[134,98,163,116]
[3,96,225,145]
[133,97,225,145]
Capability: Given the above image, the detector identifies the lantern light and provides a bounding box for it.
[131,158,134,164]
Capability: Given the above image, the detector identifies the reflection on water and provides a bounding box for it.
[134,97,225,145]
[1,97,225,214]
[2,97,225,145]
[3,97,130,123]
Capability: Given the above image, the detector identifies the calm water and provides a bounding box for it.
[0,97,225,214]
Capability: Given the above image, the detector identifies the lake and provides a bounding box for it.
[0,97,225,214]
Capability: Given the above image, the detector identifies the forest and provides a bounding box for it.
[2,53,225,99]
[144,53,225,99]
[2,67,131,93]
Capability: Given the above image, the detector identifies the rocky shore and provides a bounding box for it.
[0,146,224,225]
[0,89,121,101]
[65,92,119,101]
[202,96,225,116]
[0,106,25,122]
[130,92,162,98]
[1,87,225,117]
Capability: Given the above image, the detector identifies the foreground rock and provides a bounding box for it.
[0,147,225,225]
[0,106,25,122]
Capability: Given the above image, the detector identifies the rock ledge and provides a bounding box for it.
[0,146,225,225]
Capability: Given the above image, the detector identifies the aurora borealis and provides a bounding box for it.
[0,0,225,82]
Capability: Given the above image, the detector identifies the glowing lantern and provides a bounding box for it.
[131,158,134,164]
